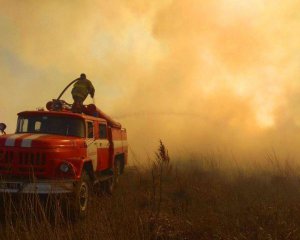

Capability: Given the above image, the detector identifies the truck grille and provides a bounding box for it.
[0,149,47,176]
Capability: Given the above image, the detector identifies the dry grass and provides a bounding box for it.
[1,142,300,239]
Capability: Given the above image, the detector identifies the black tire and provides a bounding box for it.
[0,194,5,223]
[103,177,114,195]
[71,170,90,220]
[114,159,122,184]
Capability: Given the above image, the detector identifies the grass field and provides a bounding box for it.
[1,142,300,240]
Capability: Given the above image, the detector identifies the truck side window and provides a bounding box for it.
[34,121,41,131]
[18,118,28,132]
[87,122,94,138]
[99,124,107,139]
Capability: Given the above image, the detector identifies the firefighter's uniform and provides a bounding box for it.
[71,76,95,113]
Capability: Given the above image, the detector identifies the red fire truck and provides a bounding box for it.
[0,100,128,218]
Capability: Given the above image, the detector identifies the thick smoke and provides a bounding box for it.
[1,0,300,164]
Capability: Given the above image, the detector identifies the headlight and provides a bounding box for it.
[59,162,71,173]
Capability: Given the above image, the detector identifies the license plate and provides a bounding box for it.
[0,182,23,190]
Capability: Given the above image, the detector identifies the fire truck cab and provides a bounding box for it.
[0,102,128,218]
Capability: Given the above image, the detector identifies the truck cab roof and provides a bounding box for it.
[18,110,107,123]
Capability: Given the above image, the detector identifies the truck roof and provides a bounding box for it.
[18,110,107,122]
[19,102,122,129]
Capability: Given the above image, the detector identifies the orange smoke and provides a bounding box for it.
[1,0,300,162]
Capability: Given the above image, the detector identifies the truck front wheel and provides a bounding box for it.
[71,170,90,220]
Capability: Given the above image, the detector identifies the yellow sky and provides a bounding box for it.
[1,0,300,162]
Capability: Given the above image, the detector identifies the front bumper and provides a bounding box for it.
[0,180,75,194]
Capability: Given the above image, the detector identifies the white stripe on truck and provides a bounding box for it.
[5,134,27,147]
[21,134,48,148]
[113,140,128,149]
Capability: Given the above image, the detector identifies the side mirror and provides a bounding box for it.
[0,123,7,135]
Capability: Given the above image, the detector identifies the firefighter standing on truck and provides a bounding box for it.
[71,73,95,113]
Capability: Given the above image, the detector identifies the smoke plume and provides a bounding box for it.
[1,0,300,163]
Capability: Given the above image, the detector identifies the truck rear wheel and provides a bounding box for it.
[71,170,90,220]
[102,177,114,195]
[114,159,122,184]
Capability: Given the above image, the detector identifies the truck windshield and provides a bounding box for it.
[16,115,85,137]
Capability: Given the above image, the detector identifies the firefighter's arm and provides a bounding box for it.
[89,82,95,98]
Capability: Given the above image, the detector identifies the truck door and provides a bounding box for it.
[86,121,98,171]
[96,123,110,171]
